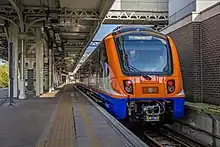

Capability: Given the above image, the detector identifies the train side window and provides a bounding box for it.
[99,44,104,78]
[99,42,109,78]
[103,44,109,77]
[90,48,99,75]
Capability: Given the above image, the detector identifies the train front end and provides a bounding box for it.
[110,27,185,123]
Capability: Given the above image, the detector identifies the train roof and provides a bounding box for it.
[112,25,165,36]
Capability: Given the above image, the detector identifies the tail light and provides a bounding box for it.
[123,80,133,94]
[167,80,175,94]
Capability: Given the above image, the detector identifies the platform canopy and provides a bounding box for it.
[0,0,115,71]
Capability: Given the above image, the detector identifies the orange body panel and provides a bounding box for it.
[104,33,184,99]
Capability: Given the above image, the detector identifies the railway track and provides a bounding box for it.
[142,125,209,147]
[76,85,209,147]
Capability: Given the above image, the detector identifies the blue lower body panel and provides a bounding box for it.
[98,93,127,119]
[98,92,184,120]
[173,98,185,118]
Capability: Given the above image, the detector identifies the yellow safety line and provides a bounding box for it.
[73,95,101,147]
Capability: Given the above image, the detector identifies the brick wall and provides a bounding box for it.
[192,22,202,102]
[169,23,202,102]
[169,24,194,102]
[201,14,220,104]
[167,14,220,105]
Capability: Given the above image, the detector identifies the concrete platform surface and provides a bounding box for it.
[0,88,8,106]
[0,96,59,147]
[0,84,131,147]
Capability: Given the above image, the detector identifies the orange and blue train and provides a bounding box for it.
[76,26,185,123]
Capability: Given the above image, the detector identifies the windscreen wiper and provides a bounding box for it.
[118,37,151,80]
[126,63,152,80]
[122,51,152,80]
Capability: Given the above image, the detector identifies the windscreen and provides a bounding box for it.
[115,32,172,75]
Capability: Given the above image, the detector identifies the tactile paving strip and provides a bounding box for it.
[47,92,76,147]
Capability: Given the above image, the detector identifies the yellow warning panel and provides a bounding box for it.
[40,90,59,98]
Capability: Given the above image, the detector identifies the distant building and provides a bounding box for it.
[111,0,168,11]
[169,0,219,24]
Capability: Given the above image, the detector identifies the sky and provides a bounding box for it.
[95,24,118,41]
[86,24,118,53]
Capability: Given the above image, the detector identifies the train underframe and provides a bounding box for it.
[127,100,174,124]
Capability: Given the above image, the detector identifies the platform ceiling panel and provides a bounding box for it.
[57,0,115,72]
[22,0,57,7]
[22,0,41,6]
[60,0,102,9]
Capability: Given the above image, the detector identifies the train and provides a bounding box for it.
[75,26,185,123]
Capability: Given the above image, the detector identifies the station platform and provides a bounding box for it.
[0,84,146,147]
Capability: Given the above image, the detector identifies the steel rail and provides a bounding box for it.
[161,126,210,147]
[143,132,163,147]
[143,125,208,147]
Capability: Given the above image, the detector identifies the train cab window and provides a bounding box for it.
[99,42,109,78]
[115,32,173,75]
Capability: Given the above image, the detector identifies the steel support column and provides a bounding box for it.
[54,71,58,87]
[59,73,61,85]
[51,55,54,91]
[12,25,18,99]
[40,38,44,94]
[8,42,13,105]
[49,48,52,93]
[44,40,49,91]
[8,25,18,99]
[19,35,26,99]
[35,29,40,97]
[58,71,61,85]
[7,26,12,98]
